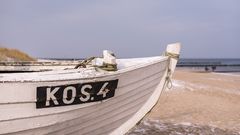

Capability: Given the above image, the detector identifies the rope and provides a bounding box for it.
[74,57,96,69]
[165,52,180,60]
[163,51,180,89]
[96,63,117,71]
[74,57,117,71]
[165,68,173,89]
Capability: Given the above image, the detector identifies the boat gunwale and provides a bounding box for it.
[0,56,168,83]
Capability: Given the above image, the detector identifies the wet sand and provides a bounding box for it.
[128,70,240,134]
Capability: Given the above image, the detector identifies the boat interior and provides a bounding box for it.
[0,56,167,82]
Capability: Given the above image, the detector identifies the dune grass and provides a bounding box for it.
[0,47,36,61]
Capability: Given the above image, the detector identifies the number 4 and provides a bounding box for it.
[97,82,110,98]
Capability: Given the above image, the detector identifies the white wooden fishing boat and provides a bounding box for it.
[0,43,181,135]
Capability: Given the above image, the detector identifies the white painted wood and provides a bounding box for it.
[0,44,181,135]
[166,42,181,77]
[0,77,161,133]
[0,71,163,122]
[0,60,79,72]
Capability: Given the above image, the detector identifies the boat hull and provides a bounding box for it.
[0,58,169,135]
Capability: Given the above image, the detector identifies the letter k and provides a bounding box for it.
[46,87,59,106]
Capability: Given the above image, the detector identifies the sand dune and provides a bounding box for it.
[0,47,35,61]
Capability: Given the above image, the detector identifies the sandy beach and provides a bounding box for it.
[128,69,240,134]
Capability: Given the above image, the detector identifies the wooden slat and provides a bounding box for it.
[0,74,162,134]
[0,70,164,122]
[5,84,157,135]
[0,57,169,135]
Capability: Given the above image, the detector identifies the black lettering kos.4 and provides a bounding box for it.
[45,82,110,106]
[36,79,118,108]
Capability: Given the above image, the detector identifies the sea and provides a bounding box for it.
[177,58,240,73]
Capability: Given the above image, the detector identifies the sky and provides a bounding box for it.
[0,0,239,58]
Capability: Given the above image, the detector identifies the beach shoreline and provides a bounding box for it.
[128,69,240,134]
